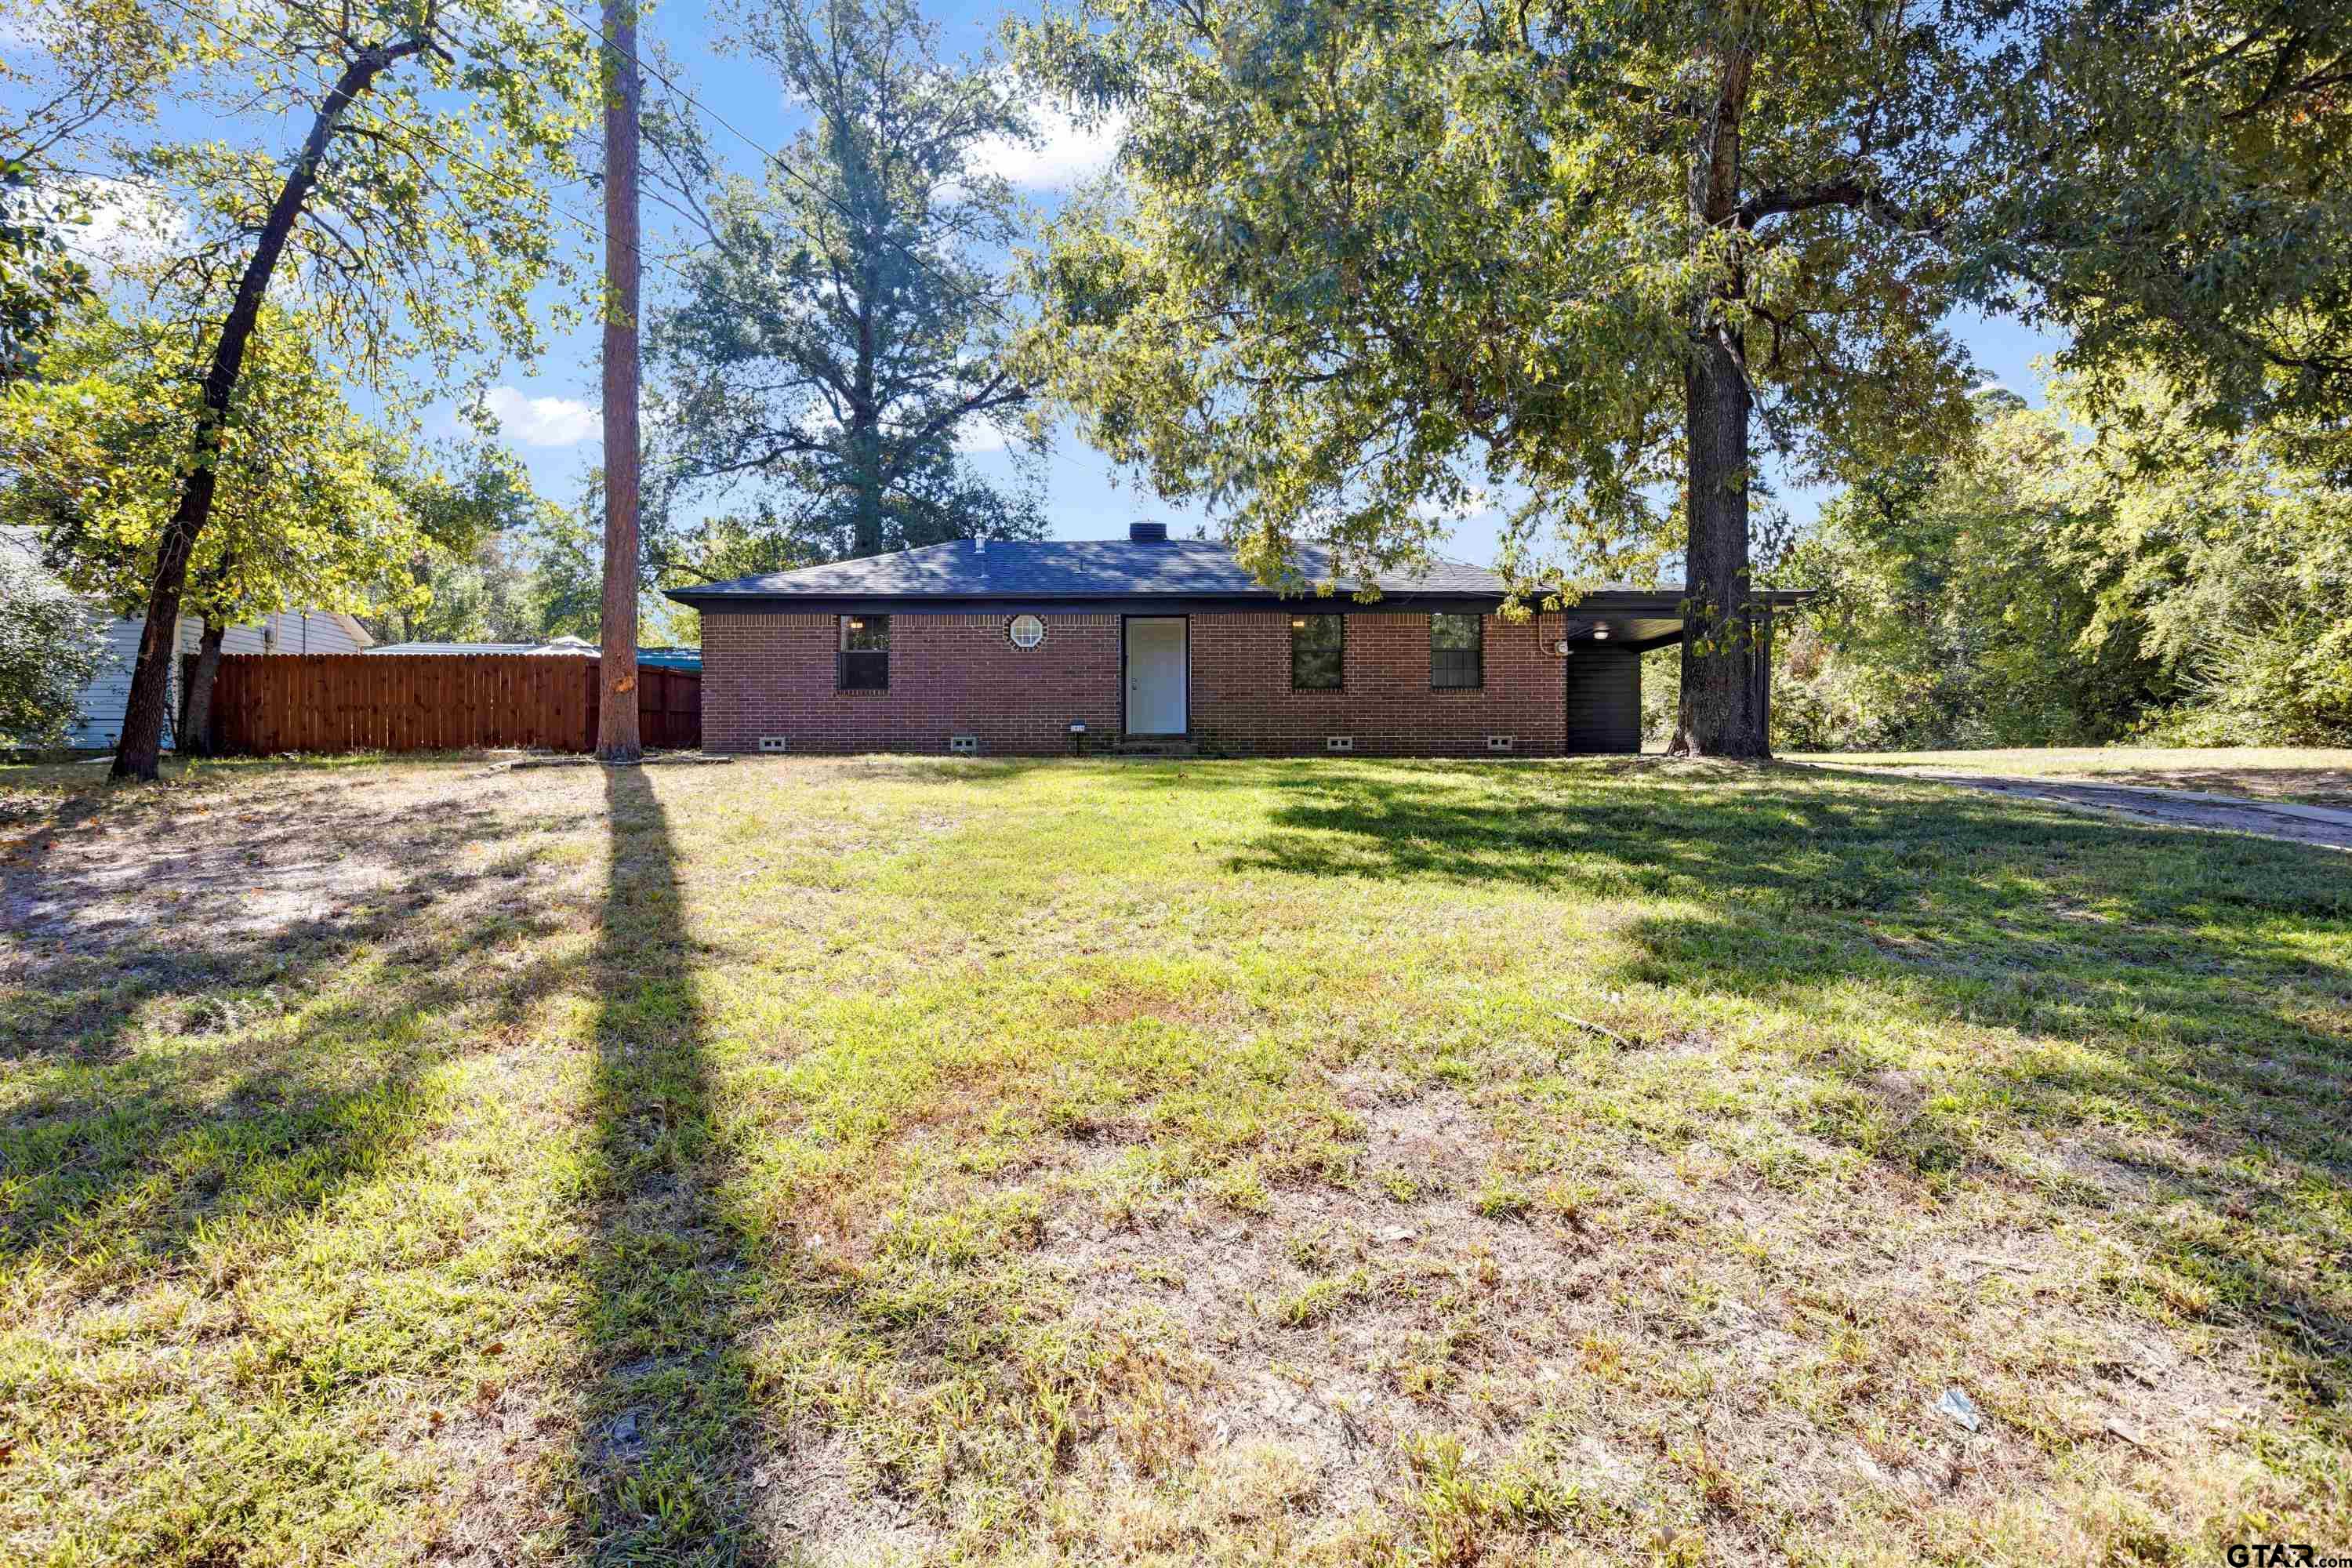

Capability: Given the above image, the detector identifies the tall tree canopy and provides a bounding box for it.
[19,0,599,777]
[1777,376,2352,750]
[1,303,450,745]
[1016,0,2352,756]
[651,0,1045,562]
[2,306,428,626]
[0,0,180,383]
[1992,3,2352,480]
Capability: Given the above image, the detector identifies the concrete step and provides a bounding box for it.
[1113,735,1197,758]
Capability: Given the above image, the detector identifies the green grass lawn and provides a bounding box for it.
[2,754,2347,1566]
[1791,746,2352,808]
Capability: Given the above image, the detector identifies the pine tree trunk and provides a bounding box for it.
[1671,326,1771,758]
[180,620,227,757]
[110,38,424,782]
[596,0,644,764]
[849,419,885,558]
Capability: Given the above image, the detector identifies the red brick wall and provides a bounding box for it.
[701,612,1123,755]
[1189,612,1570,757]
[699,609,1573,757]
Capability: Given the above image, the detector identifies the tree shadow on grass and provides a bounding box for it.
[570,763,763,1565]
[1225,762,2352,1413]
[0,780,574,1273]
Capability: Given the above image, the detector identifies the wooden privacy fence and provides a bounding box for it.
[207,654,700,755]
[595,664,702,751]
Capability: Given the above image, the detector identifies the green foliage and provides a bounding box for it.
[0,305,431,631]
[524,508,605,644]
[652,514,815,589]
[361,446,563,645]
[1010,0,2352,780]
[0,0,182,383]
[1782,379,2352,750]
[109,0,597,397]
[1014,0,1993,591]
[526,500,695,647]
[0,162,94,387]
[651,0,1044,563]
[1983,3,2352,482]
[0,540,109,746]
[1781,400,2171,750]
[2054,378,2352,746]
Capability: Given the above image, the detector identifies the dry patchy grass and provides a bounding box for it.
[2,752,2347,1566]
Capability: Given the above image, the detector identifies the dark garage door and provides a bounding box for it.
[1564,647,1641,753]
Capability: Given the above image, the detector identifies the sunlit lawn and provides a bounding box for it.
[1793,746,2352,808]
[2,753,2347,1565]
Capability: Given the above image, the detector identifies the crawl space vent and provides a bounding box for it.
[757,736,789,753]
[1486,735,1515,753]
[948,735,981,755]
[1326,735,1355,753]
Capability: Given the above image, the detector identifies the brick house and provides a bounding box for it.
[667,524,1787,758]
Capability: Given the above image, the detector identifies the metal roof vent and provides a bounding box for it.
[1128,521,1169,543]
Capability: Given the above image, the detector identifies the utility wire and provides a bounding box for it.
[528,0,1033,335]
[129,0,1108,489]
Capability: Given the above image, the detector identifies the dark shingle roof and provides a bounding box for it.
[659,533,1812,619]
[664,538,1515,608]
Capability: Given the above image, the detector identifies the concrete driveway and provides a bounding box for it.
[1793,764,2352,854]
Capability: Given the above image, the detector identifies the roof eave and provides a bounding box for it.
[664,586,1816,614]
[662,589,1515,614]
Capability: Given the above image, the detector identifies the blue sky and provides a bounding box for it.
[45,0,2069,571]
[467,0,2071,568]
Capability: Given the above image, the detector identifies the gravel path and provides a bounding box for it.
[1795,764,2352,854]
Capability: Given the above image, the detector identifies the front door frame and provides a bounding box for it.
[1120,614,1190,735]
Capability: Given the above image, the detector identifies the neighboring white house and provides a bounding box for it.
[5,525,376,750]
[71,608,376,750]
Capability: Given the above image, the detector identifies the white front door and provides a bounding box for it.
[1125,617,1188,735]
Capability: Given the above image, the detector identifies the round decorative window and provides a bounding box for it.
[1007,614,1046,650]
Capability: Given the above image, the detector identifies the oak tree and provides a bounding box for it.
[22,0,597,778]
[2,304,440,750]
[1017,0,2352,756]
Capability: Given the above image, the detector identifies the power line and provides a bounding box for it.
[528,0,1030,335]
[511,0,1119,491]
[123,0,1109,489]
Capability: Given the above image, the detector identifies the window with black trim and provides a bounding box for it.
[1431,613,1483,689]
[838,614,889,690]
[1290,614,1344,690]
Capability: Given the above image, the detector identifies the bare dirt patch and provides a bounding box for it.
[0,766,579,961]
[2064,764,2352,808]
[1796,764,2352,851]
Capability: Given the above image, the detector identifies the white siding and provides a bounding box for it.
[66,613,141,750]
[176,609,365,658]
[67,609,372,750]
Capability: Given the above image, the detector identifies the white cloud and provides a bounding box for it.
[956,421,1013,454]
[1410,489,1491,528]
[484,387,600,447]
[62,180,186,279]
[971,105,1126,191]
